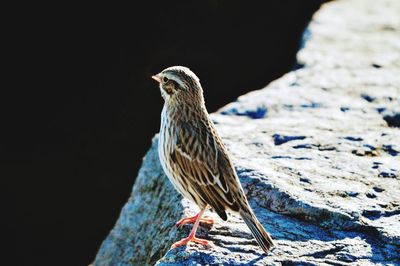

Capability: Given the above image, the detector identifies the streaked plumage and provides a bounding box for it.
[153,66,274,253]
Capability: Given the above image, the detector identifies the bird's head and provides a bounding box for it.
[152,66,204,106]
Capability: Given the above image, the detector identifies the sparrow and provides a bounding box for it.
[152,66,274,253]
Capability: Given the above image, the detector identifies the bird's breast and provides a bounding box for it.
[158,108,177,182]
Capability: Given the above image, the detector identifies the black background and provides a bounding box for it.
[5,1,324,265]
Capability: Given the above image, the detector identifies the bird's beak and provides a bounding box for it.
[151,74,162,83]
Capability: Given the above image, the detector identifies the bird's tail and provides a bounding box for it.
[239,207,274,254]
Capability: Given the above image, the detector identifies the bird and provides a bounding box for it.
[152,66,274,254]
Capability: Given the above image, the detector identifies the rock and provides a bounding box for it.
[383,113,400,128]
[272,134,306,146]
[93,0,400,265]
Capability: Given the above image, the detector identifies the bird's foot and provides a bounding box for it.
[171,235,210,248]
[176,214,214,227]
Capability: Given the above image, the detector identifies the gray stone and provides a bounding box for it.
[93,0,400,265]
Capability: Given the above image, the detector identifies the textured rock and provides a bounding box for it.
[93,0,400,265]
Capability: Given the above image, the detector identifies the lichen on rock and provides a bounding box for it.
[93,0,400,265]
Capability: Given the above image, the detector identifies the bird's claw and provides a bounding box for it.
[171,236,210,248]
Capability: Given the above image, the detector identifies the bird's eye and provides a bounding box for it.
[162,76,169,83]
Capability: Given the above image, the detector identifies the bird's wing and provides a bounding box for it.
[170,119,241,219]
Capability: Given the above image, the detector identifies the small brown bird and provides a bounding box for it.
[152,66,274,253]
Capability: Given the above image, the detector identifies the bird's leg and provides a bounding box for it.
[171,208,211,248]
[175,213,214,227]
[175,206,214,227]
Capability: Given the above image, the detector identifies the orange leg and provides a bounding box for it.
[172,208,211,248]
[176,212,214,227]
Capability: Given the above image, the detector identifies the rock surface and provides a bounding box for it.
[93,0,400,265]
